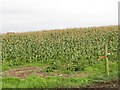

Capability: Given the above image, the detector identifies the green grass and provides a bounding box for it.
[3,74,118,88]
[2,61,49,71]
[2,61,118,88]
[2,76,90,88]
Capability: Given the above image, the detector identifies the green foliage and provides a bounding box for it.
[1,26,118,88]
[44,65,57,72]
[1,26,118,70]
[66,64,84,71]
[2,76,92,88]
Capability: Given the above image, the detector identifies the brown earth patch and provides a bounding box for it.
[84,79,119,88]
[3,66,45,78]
[3,66,89,79]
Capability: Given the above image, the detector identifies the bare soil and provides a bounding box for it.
[84,79,119,88]
[3,66,88,79]
[3,66,44,78]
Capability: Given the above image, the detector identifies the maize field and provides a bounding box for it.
[1,26,118,70]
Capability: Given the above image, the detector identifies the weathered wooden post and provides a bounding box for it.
[105,44,109,76]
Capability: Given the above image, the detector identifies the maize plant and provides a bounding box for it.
[1,26,118,69]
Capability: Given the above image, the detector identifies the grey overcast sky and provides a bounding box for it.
[0,0,119,33]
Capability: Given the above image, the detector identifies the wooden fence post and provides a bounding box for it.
[105,44,109,76]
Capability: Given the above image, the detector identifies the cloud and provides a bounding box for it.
[0,0,119,33]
